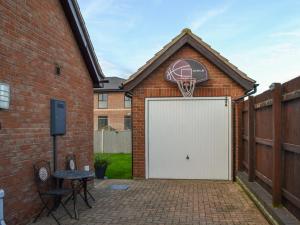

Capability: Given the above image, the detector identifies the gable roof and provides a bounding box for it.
[94,77,126,92]
[60,0,105,88]
[122,28,256,91]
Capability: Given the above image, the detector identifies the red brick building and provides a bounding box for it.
[123,29,256,179]
[0,1,104,224]
[94,77,131,131]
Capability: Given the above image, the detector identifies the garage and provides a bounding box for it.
[145,97,231,180]
[122,29,256,179]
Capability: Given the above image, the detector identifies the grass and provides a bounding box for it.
[94,153,132,179]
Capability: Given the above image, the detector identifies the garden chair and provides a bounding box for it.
[33,161,72,225]
[65,154,95,202]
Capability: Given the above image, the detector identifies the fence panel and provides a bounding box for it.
[94,130,132,153]
[239,76,300,219]
[254,90,273,193]
[281,77,300,217]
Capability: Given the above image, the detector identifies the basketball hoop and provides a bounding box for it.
[176,78,196,97]
[165,59,208,97]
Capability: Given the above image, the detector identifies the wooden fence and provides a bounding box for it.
[238,76,300,219]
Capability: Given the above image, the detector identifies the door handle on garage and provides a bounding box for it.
[186,155,189,160]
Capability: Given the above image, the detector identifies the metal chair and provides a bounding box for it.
[65,154,77,171]
[65,154,95,202]
[33,161,72,225]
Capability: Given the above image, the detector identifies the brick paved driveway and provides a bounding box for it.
[32,179,269,225]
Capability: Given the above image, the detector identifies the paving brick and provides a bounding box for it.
[32,179,269,225]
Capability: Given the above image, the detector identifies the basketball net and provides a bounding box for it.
[176,78,196,97]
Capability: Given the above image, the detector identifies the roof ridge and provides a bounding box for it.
[123,29,255,89]
[188,32,254,82]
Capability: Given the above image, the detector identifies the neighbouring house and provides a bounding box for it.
[122,28,256,179]
[0,1,104,224]
[94,77,131,131]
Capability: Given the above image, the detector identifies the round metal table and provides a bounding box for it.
[53,170,94,220]
[53,170,94,180]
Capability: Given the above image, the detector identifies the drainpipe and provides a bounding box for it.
[232,83,259,181]
[0,189,6,225]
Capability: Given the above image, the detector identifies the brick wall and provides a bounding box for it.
[93,92,131,131]
[131,44,245,178]
[0,1,94,224]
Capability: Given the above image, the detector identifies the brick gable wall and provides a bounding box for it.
[0,1,94,224]
[131,44,245,178]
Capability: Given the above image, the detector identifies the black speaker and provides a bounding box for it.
[50,99,66,136]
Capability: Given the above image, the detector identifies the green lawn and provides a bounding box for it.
[95,153,132,179]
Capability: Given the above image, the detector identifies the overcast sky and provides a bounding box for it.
[78,0,300,93]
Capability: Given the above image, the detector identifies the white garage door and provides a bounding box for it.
[145,97,231,180]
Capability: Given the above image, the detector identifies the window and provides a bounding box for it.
[98,93,108,108]
[98,116,108,130]
[124,116,131,130]
[124,96,131,108]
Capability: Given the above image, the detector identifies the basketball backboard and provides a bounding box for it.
[165,59,208,97]
[165,59,208,84]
